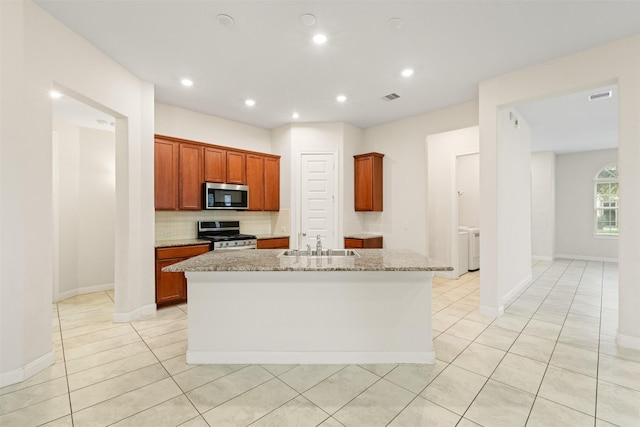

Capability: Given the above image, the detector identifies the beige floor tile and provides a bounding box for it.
[452,342,505,377]
[67,350,157,391]
[596,380,640,426]
[491,313,529,332]
[456,418,483,427]
[538,365,596,416]
[202,378,297,426]
[70,363,169,412]
[0,377,68,415]
[509,333,555,363]
[62,324,135,349]
[65,341,150,375]
[317,417,346,427]
[598,335,640,363]
[303,365,378,415]
[358,364,397,377]
[463,309,496,325]
[465,380,535,427]
[387,396,460,427]
[334,379,415,427]
[63,332,141,361]
[549,342,598,378]
[111,395,199,427]
[521,319,562,341]
[173,363,247,393]
[186,365,273,413]
[0,394,70,427]
[178,415,210,426]
[557,326,600,352]
[279,365,346,393]
[161,354,197,376]
[136,318,188,340]
[0,363,67,397]
[251,395,329,427]
[60,320,118,340]
[144,329,189,350]
[432,313,463,332]
[491,353,546,394]
[260,364,298,376]
[598,353,640,392]
[152,339,188,361]
[40,414,73,426]
[527,397,594,427]
[421,365,486,416]
[474,325,519,351]
[71,377,182,426]
[384,360,447,394]
[595,418,619,427]
[433,333,471,363]
[445,319,488,341]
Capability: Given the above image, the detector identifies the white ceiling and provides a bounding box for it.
[37,1,638,149]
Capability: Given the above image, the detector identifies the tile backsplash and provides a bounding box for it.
[155,209,290,242]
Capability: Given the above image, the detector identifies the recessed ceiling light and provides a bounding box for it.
[401,68,414,78]
[336,94,347,103]
[49,90,63,99]
[313,33,327,45]
[386,17,403,30]
[181,78,194,87]
[245,99,256,107]
[292,112,300,119]
[300,13,316,26]
[217,14,234,27]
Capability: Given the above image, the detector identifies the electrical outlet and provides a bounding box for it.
[164,230,173,237]
[403,221,409,230]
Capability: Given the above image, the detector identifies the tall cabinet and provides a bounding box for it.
[354,152,384,211]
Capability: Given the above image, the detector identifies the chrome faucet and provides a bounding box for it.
[316,234,322,254]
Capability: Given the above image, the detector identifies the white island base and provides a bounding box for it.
[185,270,435,365]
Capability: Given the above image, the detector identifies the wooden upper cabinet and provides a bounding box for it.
[246,154,265,211]
[203,147,226,183]
[264,157,280,211]
[178,143,203,210]
[354,152,384,211]
[154,138,179,210]
[226,151,246,184]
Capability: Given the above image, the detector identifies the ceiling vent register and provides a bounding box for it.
[382,93,400,101]
[588,90,612,101]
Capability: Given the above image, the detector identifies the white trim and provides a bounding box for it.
[532,255,555,262]
[187,350,435,365]
[555,254,618,263]
[480,305,505,318]
[112,303,156,323]
[0,351,54,388]
[435,270,458,280]
[616,332,640,351]
[56,282,115,302]
[502,274,533,306]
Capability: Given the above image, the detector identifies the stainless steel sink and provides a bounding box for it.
[278,249,359,257]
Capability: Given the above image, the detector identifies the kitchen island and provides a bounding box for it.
[164,249,452,365]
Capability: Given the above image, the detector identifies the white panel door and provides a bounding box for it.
[300,153,336,250]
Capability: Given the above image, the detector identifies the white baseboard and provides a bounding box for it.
[435,271,457,280]
[532,255,555,262]
[57,282,114,302]
[0,351,54,388]
[555,254,618,263]
[617,332,640,351]
[480,305,505,318]
[113,303,156,323]
[502,274,533,306]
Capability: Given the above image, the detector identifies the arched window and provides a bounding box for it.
[595,163,619,235]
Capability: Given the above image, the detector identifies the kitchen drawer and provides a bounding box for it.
[345,236,383,249]
[257,237,289,249]
[156,244,210,260]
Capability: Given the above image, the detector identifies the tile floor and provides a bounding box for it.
[2,259,640,426]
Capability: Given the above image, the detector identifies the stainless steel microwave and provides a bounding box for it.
[203,182,249,210]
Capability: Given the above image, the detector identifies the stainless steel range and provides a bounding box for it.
[197,221,257,250]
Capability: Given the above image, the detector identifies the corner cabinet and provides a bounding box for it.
[155,244,210,306]
[246,154,280,212]
[354,152,384,211]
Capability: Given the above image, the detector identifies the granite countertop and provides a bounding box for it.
[155,239,211,249]
[163,249,452,272]
[344,233,383,239]
[254,234,290,240]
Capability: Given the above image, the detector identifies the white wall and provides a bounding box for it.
[556,149,618,261]
[479,35,640,349]
[54,122,116,300]
[457,153,480,228]
[531,151,556,260]
[426,127,479,277]
[342,124,366,237]
[1,1,154,386]
[364,101,479,255]
[155,103,271,153]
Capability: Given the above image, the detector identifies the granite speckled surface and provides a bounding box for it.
[344,233,383,239]
[254,234,290,240]
[155,239,211,249]
[163,249,452,272]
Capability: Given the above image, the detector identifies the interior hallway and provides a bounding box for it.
[1,259,639,426]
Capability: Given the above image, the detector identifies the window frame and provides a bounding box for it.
[594,163,619,237]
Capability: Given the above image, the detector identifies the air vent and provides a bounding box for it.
[588,90,612,101]
[382,93,400,101]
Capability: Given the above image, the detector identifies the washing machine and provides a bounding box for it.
[467,227,480,271]
[458,229,469,276]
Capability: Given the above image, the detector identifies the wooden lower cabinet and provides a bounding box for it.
[344,236,383,249]
[155,244,209,306]
[257,237,289,249]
